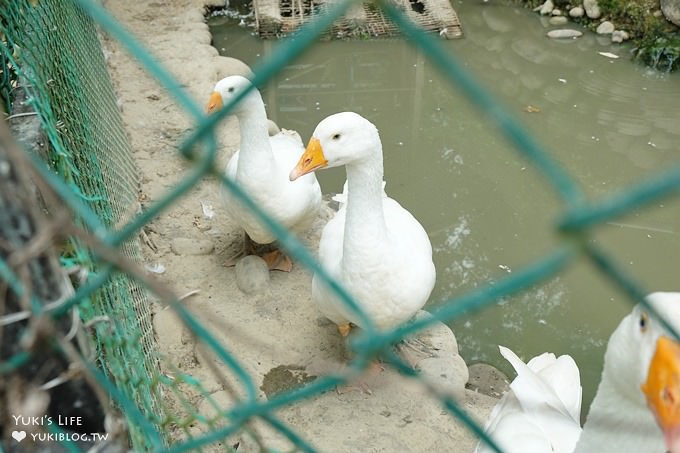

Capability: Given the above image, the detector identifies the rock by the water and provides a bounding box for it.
[404,311,460,354]
[661,0,680,26]
[467,363,510,399]
[171,237,214,255]
[569,6,584,17]
[583,0,601,19]
[549,16,569,25]
[551,8,562,16]
[539,0,554,15]
[596,20,615,34]
[612,29,630,43]
[547,29,583,39]
[395,310,469,400]
[235,255,270,294]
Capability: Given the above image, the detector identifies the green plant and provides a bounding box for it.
[634,33,680,71]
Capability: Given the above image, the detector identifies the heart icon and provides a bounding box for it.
[12,431,26,442]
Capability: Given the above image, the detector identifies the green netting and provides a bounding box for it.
[0,1,163,450]
[1,0,679,452]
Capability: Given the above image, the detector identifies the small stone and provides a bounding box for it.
[235,255,270,294]
[569,6,584,17]
[596,20,615,35]
[467,363,510,399]
[539,0,554,15]
[583,0,601,19]
[549,16,569,25]
[170,237,214,255]
[547,29,583,39]
[611,29,630,43]
[551,8,562,16]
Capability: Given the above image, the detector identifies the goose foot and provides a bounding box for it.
[223,233,293,272]
[335,361,384,396]
[262,250,293,272]
[338,323,353,337]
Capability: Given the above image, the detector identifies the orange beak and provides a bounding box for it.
[206,91,223,113]
[641,335,680,453]
[289,137,328,181]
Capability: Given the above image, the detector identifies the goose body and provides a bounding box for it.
[476,292,680,453]
[207,76,321,268]
[290,112,436,332]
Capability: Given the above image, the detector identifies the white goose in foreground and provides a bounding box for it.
[475,291,680,453]
[289,112,436,335]
[206,76,322,271]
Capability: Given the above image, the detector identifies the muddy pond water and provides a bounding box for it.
[208,0,680,413]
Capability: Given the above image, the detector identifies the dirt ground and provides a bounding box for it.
[101,0,501,450]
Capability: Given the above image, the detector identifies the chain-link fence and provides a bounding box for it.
[1,0,679,451]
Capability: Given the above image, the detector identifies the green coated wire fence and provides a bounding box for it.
[1,0,164,450]
[1,0,680,452]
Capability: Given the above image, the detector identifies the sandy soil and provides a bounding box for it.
[101,0,500,450]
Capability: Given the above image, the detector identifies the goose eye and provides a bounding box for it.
[639,312,649,332]
[331,133,341,140]
[228,87,235,93]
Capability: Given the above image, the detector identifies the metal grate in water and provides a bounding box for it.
[253,0,463,39]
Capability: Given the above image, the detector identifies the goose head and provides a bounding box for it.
[606,294,678,397]
[289,112,380,180]
[636,292,680,452]
[206,75,258,114]
[602,292,680,452]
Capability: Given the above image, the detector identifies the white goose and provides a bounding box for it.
[289,111,436,335]
[475,291,680,453]
[206,76,321,271]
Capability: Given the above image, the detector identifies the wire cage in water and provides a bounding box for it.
[252,0,463,38]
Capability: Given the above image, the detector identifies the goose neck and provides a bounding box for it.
[234,97,274,176]
[575,369,663,452]
[343,157,387,252]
